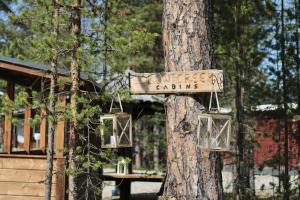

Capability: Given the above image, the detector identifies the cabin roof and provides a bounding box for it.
[0,55,89,80]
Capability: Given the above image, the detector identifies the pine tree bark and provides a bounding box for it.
[134,122,142,168]
[69,0,81,199]
[142,131,148,167]
[153,124,160,171]
[233,1,246,198]
[161,0,223,199]
[280,0,290,199]
[45,0,59,199]
[294,0,300,198]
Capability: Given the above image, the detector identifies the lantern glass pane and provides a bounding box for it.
[211,118,228,149]
[199,117,210,148]
[117,115,130,145]
[102,118,114,146]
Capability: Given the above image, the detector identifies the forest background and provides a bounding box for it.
[0,0,299,199]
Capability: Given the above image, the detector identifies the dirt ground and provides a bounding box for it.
[102,167,299,199]
[102,181,162,200]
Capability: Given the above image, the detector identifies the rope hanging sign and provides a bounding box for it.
[197,75,232,152]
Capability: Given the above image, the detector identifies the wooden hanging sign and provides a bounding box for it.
[130,70,223,94]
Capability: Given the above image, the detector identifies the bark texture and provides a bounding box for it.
[280,1,290,199]
[153,124,160,171]
[134,122,142,168]
[45,0,59,199]
[295,0,300,197]
[162,0,223,199]
[69,0,81,199]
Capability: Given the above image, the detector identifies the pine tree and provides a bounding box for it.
[0,1,29,58]
[45,0,60,199]
[105,0,163,73]
[213,0,276,198]
[161,0,223,199]
[69,0,81,199]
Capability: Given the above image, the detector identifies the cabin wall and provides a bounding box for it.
[254,117,299,168]
[0,155,65,200]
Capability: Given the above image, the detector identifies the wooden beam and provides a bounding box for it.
[3,80,14,153]
[39,110,46,153]
[23,106,31,154]
[116,179,131,200]
[0,62,51,79]
[0,168,56,183]
[102,173,164,182]
[0,156,57,170]
[0,62,68,84]
[55,95,66,157]
[0,195,46,200]
[55,158,65,200]
[24,90,32,154]
[0,182,56,197]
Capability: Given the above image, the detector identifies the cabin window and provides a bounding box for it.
[12,114,25,151]
[0,77,62,154]
[12,84,26,152]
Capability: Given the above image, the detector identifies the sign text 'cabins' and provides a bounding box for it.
[130,70,223,94]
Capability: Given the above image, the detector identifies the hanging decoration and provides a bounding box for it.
[100,92,132,148]
[197,75,232,151]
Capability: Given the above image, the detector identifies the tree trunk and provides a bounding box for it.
[248,142,255,196]
[161,0,223,199]
[69,0,81,199]
[153,124,159,171]
[134,122,142,168]
[142,131,148,168]
[294,0,300,198]
[135,143,141,168]
[45,0,59,199]
[280,0,290,199]
[103,0,108,80]
[275,13,282,195]
[233,1,246,199]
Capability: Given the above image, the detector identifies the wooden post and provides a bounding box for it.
[40,109,47,153]
[23,106,31,153]
[55,95,66,157]
[116,179,131,200]
[24,89,32,153]
[56,157,66,200]
[4,80,14,153]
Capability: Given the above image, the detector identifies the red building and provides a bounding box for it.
[254,115,298,168]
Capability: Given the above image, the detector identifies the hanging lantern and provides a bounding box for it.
[100,113,132,148]
[100,93,133,148]
[197,79,232,151]
[197,114,231,151]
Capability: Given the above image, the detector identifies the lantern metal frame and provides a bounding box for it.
[100,92,133,148]
[197,79,232,152]
[100,112,132,148]
[197,113,231,151]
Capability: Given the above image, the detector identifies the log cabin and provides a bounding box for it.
[0,56,166,200]
[0,55,96,200]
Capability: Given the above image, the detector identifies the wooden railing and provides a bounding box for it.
[0,80,66,156]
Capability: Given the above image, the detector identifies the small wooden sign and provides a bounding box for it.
[130,70,223,94]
